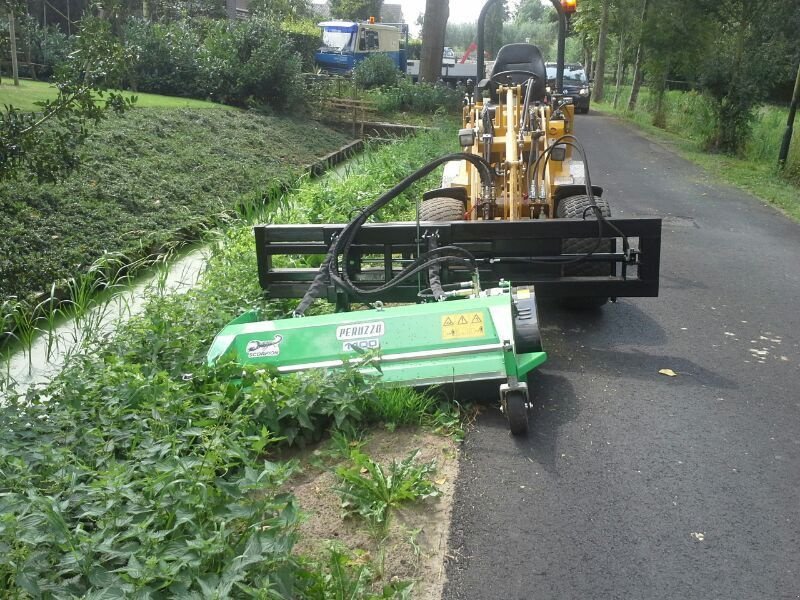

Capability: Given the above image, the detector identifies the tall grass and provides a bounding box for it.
[594,85,800,219]
[598,85,800,180]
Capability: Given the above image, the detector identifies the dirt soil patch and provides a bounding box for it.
[284,428,459,599]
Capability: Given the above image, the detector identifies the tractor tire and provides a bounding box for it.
[505,390,529,436]
[557,194,613,309]
[419,197,465,222]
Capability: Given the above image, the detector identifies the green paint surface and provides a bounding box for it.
[209,293,547,385]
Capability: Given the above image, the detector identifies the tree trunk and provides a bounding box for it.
[419,0,449,84]
[652,67,668,128]
[612,35,625,109]
[24,24,36,80]
[584,44,593,79]
[627,0,649,112]
[9,8,19,86]
[593,0,610,101]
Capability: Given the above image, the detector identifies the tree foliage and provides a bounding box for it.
[515,0,546,24]
[329,0,384,21]
[571,0,800,154]
[0,17,134,182]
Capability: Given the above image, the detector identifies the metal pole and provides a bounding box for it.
[477,0,501,84]
[8,8,19,86]
[778,60,800,169]
[549,0,566,92]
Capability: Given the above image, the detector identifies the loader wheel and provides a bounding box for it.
[505,391,529,436]
[419,197,465,222]
[557,194,613,309]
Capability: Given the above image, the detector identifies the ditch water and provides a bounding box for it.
[0,141,368,400]
[1,247,209,399]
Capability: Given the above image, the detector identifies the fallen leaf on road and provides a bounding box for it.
[659,369,677,377]
[435,477,447,485]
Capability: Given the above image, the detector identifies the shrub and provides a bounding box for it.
[122,16,306,109]
[282,19,322,71]
[406,38,422,60]
[123,18,203,97]
[12,16,73,80]
[374,78,462,114]
[352,54,400,89]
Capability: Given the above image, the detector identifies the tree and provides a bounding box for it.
[250,0,313,20]
[696,0,782,153]
[3,0,20,86]
[626,0,649,112]
[0,17,134,182]
[329,0,384,21]
[484,0,508,58]
[515,0,545,23]
[419,0,448,83]
[593,0,610,101]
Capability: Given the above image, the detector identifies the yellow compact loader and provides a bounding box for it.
[252,0,661,312]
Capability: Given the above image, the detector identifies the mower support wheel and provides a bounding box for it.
[505,390,529,436]
[419,197,466,222]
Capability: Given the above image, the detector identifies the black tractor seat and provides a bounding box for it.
[484,43,547,102]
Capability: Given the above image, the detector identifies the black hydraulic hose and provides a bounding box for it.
[293,153,493,316]
[524,134,631,265]
[426,235,446,301]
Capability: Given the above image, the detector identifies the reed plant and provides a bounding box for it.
[34,283,63,363]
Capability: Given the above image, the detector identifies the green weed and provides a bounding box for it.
[10,300,39,375]
[367,387,437,431]
[33,283,63,362]
[335,449,441,540]
[303,546,413,599]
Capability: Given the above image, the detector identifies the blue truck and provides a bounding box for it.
[315,20,408,75]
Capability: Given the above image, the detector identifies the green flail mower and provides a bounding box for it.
[208,284,547,435]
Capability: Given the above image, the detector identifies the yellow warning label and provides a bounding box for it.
[516,288,531,299]
[441,311,486,340]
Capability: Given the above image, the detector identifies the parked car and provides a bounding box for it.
[442,46,457,67]
[545,62,591,113]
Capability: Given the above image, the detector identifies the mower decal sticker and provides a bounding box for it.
[441,312,486,340]
[336,321,385,341]
[342,338,381,352]
[246,335,283,358]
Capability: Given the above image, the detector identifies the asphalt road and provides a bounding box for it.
[443,113,800,600]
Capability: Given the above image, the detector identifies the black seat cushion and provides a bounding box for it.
[487,43,547,101]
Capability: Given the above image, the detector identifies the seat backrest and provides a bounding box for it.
[487,43,547,102]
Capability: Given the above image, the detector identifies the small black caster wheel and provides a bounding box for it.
[505,391,529,436]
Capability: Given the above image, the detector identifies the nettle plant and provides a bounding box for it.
[0,360,390,596]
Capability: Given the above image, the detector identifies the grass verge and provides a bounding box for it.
[0,107,349,306]
[591,90,800,222]
[0,79,227,111]
[0,127,464,596]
